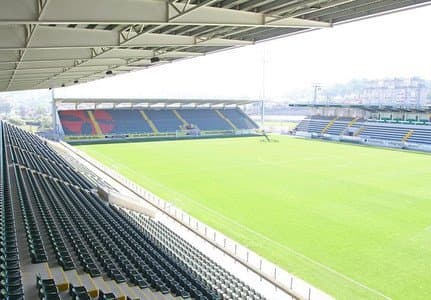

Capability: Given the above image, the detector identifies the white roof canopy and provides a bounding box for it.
[0,0,429,92]
[55,97,257,109]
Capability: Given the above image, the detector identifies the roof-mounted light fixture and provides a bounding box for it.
[150,57,160,63]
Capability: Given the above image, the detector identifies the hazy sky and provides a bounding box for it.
[49,5,431,100]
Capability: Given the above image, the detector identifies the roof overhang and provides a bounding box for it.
[288,103,431,113]
[55,97,257,108]
[1,0,430,92]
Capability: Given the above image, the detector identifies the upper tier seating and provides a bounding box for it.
[0,121,265,299]
[59,108,257,136]
[295,115,431,145]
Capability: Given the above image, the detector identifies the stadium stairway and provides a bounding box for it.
[178,109,232,131]
[402,130,414,142]
[326,118,352,136]
[139,110,159,134]
[407,128,431,144]
[359,124,409,141]
[295,118,309,132]
[214,109,238,130]
[354,126,366,136]
[347,117,359,128]
[221,109,257,130]
[111,110,153,135]
[87,111,103,135]
[172,110,189,127]
[295,116,331,133]
[145,110,183,133]
[321,117,338,134]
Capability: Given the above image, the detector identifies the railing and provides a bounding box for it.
[58,141,334,300]
[63,129,258,141]
[64,131,176,141]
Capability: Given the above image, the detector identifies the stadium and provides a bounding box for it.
[1,1,431,300]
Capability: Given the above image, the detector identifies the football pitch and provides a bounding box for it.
[78,136,431,300]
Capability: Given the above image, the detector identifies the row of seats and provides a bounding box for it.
[221,109,257,130]
[10,146,90,189]
[14,165,47,264]
[1,122,266,299]
[59,108,258,136]
[295,118,331,133]
[145,110,182,132]
[12,149,214,297]
[23,167,76,271]
[38,274,145,300]
[178,109,232,131]
[130,213,264,300]
[0,126,24,299]
[37,274,137,300]
[108,110,152,134]
[360,125,407,141]
[5,125,92,190]
[36,274,60,300]
[37,274,118,300]
[326,119,352,135]
[296,115,431,145]
[403,127,431,144]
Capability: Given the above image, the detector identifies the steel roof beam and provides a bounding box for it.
[0,26,253,51]
[1,0,428,92]
[0,0,331,28]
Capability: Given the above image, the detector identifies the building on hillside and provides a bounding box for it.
[361,77,429,107]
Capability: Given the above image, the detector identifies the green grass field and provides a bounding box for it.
[78,137,431,300]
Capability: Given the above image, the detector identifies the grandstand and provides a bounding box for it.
[1,121,269,300]
[55,99,259,142]
[294,104,431,151]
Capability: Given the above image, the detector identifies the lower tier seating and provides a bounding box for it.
[0,121,265,299]
[130,213,265,300]
[296,115,431,145]
[59,108,258,136]
[1,129,24,300]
